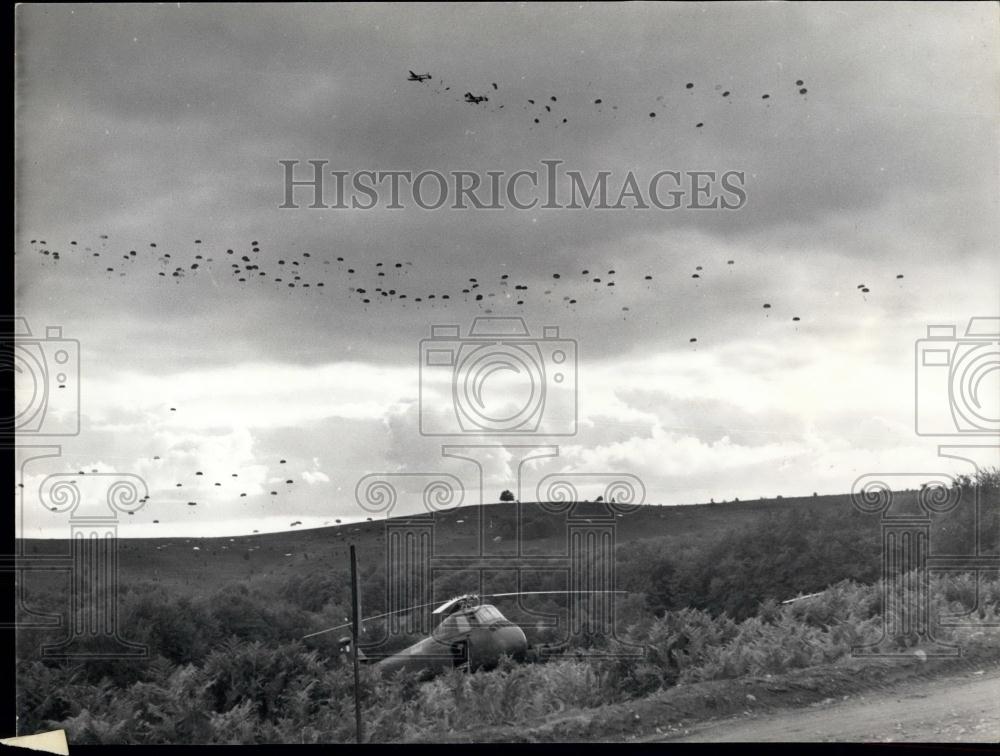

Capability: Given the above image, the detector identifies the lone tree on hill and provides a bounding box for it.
[499,489,515,503]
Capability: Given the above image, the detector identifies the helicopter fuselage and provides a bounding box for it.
[373,603,528,679]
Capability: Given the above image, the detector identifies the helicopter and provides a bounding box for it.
[303,590,624,680]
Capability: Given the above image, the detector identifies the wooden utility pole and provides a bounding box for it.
[349,544,365,744]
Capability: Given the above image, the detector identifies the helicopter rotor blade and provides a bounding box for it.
[301,623,352,640]
[301,598,444,640]
[432,594,479,615]
[302,591,630,638]
[484,590,628,598]
[431,590,628,614]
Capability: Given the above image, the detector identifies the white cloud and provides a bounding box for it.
[17,314,987,537]
[301,470,330,485]
[83,361,415,430]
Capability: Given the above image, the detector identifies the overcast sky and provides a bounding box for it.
[14,3,999,537]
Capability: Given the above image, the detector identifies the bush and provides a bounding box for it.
[17,483,1000,744]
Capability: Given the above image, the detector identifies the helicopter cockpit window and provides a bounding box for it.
[475,605,503,623]
[440,614,471,634]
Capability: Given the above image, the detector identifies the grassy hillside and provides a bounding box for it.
[20,494,857,594]
[14,483,998,744]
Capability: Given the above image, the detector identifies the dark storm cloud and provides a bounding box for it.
[14,4,999,536]
[17,4,996,284]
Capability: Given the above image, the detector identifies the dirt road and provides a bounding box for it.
[659,668,1000,742]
